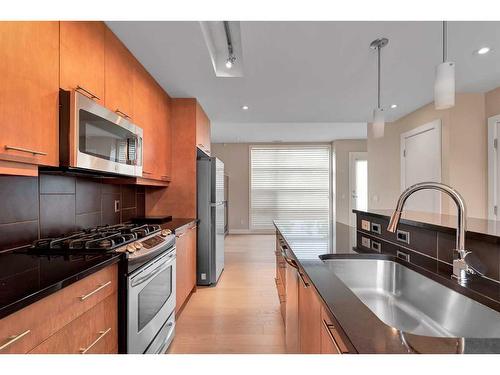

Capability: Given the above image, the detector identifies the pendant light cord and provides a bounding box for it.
[442,21,447,63]
[377,45,381,109]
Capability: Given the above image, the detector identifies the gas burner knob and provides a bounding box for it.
[133,241,143,250]
[160,229,172,237]
[126,244,136,253]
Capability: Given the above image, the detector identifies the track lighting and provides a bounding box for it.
[225,54,236,69]
[370,37,389,139]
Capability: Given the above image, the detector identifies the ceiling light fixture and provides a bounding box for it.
[370,37,389,139]
[242,105,249,110]
[434,21,455,110]
[223,21,236,69]
[390,104,398,109]
[476,47,491,55]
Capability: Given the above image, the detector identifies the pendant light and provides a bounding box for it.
[370,38,389,139]
[434,21,455,110]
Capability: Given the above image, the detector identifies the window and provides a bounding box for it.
[250,145,331,231]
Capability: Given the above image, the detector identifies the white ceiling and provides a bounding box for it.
[107,21,500,142]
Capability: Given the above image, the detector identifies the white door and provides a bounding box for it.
[487,115,500,220]
[349,152,368,226]
[400,120,442,213]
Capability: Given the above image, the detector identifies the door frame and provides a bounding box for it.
[487,114,500,220]
[348,151,368,227]
[400,119,442,212]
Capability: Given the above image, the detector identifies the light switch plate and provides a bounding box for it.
[361,219,370,231]
[361,236,371,248]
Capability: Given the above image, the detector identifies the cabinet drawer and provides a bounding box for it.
[0,264,117,354]
[320,307,349,354]
[30,293,118,354]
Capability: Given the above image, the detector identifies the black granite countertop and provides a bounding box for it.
[355,209,500,242]
[0,250,121,320]
[274,220,500,354]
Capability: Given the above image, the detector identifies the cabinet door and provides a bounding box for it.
[175,230,188,314]
[195,102,211,155]
[104,27,134,119]
[187,225,197,292]
[285,262,299,353]
[60,21,105,104]
[298,272,321,354]
[0,21,59,167]
[157,90,172,181]
[320,307,349,354]
[133,65,157,179]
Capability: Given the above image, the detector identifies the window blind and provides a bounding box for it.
[250,145,331,231]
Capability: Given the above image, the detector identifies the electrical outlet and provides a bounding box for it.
[114,200,120,213]
[361,219,370,231]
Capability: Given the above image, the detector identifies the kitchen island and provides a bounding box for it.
[274,220,500,354]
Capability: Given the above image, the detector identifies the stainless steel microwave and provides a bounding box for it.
[59,90,143,177]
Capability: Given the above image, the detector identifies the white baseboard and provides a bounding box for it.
[228,229,275,235]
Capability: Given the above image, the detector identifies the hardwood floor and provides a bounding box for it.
[168,234,286,354]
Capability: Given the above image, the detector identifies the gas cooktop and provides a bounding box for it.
[31,223,165,252]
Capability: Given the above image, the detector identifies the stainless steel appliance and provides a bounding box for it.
[30,223,176,354]
[197,156,225,285]
[59,89,143,177]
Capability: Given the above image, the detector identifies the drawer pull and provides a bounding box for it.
[175,232,186,238]
[322,319,344,354]
[79,327,111,354]
[79,281,112,301]
[0,330,31,351]
[115,109,131,119]
[76,85,100,101]
[4,145,47,156]
[298,272,310,288]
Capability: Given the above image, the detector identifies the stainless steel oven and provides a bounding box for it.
[59,89,143,177]
[127,247,176,354]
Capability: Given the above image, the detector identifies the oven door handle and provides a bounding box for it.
[131,256,175,287]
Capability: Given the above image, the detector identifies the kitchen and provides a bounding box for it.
[2,1,500,373]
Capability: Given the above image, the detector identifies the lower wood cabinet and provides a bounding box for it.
[30,293,117,354]
[320,307,350,354]
[0,264,118,354]
[298,271,321,354]
[175,224,197,315]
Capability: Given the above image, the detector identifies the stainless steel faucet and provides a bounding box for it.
[387,182,484,285]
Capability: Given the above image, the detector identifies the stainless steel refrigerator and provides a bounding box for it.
[197,156,225,285]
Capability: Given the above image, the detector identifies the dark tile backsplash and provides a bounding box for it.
[356,212,500,283]
[0,173,146,251]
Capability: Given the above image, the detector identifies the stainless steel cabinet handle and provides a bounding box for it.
[79,327,111,354]
[79,281,112,301]
[4,145,47,156]
[0,330,31,351]
[143,171,152,174]
[75,85,100,101]
[322,319,343,354]
[115,109,131,119]
[175,232,186,238]
[280,247,298,269]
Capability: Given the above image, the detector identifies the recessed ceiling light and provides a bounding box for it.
[390,104,398,109]
[476,47,491,55]
[241,105,249,110]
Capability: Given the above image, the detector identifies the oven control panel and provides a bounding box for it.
[142,235,165,249]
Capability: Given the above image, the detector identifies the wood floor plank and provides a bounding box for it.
[168,234,286,354]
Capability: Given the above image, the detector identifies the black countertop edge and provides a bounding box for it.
[0,253,122,320]
[275,224,500,354]
[353,209,500,243]
[160,218,198,233]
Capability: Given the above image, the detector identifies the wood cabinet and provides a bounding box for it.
[196,103,211,155]
[175,224,197,315]
[298,271,321,354]
[0,21,59,169]
[285,259,299,354]
[104,27,134,119]
[320,307,349,354]
[30,293,118,354]
[60,21,105,104]
[0,264,118,354]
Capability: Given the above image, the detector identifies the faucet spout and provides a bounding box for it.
[386,182,482,285]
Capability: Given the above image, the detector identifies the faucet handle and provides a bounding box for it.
[463,252,486,276]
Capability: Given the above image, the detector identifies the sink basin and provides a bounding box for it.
[322,258,500,338]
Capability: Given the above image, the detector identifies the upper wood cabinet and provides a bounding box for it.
[104,27,134,120]
[196,103,211,155]
[60,21,105,104]
[156,89,172,180]
[0,21,59,169]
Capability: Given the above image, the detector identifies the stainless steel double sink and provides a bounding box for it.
[321,257,500,338]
